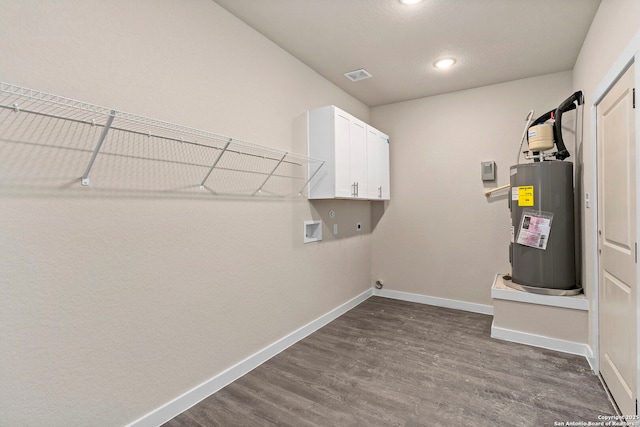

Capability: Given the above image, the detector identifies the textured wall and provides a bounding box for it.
[0,1,373,425]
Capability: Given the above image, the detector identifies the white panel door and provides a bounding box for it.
[598,63,637,415]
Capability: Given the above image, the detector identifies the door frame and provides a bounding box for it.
[590,30,640,408]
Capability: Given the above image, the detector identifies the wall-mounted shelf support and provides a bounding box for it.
[298,160,326,196]
[200,138,232,190]
[254,152,287,195]
[81,110,116,186]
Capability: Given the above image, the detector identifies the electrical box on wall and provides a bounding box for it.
[304,220,322,243]
[481,161,496,181]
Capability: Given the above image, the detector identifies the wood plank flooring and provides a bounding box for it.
[164,296,614,426]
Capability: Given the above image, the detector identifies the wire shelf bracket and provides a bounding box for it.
[254,152,288,195]
[298,160,326,196]
[81,110,116,186]
[199,137,232,190]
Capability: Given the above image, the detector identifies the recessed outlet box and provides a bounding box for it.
[304,220,322,243]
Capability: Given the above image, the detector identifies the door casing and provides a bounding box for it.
[590,33,640,413]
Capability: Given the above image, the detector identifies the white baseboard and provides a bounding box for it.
[585,348,597,373]
[491,321,592,358]
[126,288,374,427]
[373,288,494,315]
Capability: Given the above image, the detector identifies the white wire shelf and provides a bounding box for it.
[0,82,325,197]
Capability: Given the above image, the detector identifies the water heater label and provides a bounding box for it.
[517,186,534,206]
[516,209,553,250]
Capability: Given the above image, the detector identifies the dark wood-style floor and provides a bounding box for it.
[165,296,614,426]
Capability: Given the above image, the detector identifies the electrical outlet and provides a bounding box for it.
[356,222,362,232]
[333,224,338,235]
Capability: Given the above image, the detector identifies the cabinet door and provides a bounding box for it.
[334,109,367,198]
[367,127,390,200]
[379,134,390,199]
[349,118,367,198]
[334,110,352,198]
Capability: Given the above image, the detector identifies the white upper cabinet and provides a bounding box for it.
[366,126,390,200]
[307,105,390,200]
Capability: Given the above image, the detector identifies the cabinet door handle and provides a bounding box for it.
[356,182,359,197]
[352,182,356,197]
[378,186,382,198]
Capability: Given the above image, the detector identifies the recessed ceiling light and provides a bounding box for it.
[344,68,372,82]
[399,0,423,4]
[434,58,456,69]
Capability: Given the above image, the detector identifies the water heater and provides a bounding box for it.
[509,161,575,290]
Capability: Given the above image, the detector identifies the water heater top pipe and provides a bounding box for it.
[527,91,584,161]
[516,110,535,165]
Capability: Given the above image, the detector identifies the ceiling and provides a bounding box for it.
[213,0,601,107]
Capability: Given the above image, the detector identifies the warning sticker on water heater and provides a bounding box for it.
[516,209,553,250]
[517,186,534,206]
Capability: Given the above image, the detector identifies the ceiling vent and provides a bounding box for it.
[344,69,372,82]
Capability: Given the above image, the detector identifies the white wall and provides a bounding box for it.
[572,0,640,349]
[0,1,374,425]
[370,72,573,306]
